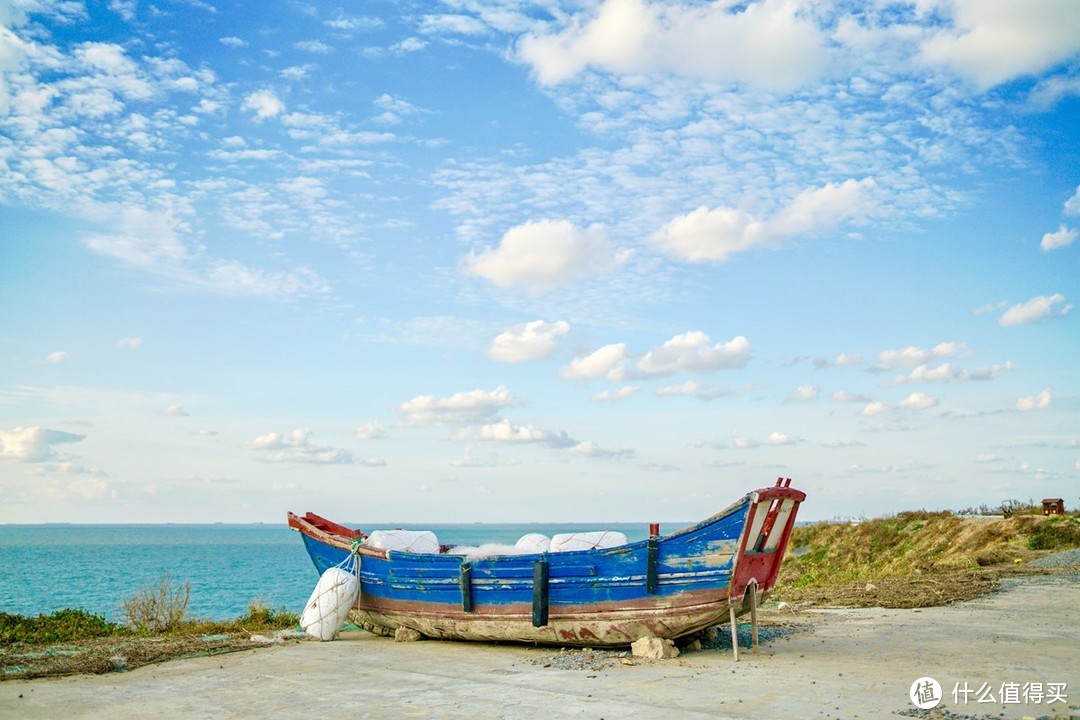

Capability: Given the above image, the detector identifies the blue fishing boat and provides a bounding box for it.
[287,478,805,647]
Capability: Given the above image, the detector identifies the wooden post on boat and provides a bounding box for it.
[729,604,739,661]
[750,583,759,653]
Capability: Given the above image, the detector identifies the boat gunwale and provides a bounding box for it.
[287,484,805,564]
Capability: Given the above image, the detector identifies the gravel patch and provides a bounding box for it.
[697,622,804,651]
[526,622,807,671]
[896,707,1079,720]
[526,647,628,671]
[1028,548,1080,568]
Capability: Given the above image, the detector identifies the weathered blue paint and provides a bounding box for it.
[300,496,748,609]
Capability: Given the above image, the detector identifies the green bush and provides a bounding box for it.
[1027,517,1080,550]
[0,608,124,645]
[240,599,300,629]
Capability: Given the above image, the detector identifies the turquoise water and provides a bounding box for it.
[0,522,659,622]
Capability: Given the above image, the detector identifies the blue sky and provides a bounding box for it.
[1,0,1077,524]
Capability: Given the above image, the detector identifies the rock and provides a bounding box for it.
[249,634,281,645]
[631,636,679,659]
[394,627,422,642]
[864,583,878,592]
[685,639,702,652]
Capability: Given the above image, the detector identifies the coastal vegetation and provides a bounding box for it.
[774,505,1079,608]
[1,581,300,680]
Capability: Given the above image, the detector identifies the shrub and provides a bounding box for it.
[0,608,123,645]
[1027,517,1080,551]
[121,574,191,632]
[240,599,300,630]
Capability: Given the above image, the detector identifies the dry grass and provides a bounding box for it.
[0,634,263,680]
[773,512,1080,608]
[120,574,191,632]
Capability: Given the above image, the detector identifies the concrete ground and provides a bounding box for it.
[3,574,1077,719]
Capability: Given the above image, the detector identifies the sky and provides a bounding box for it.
[0,0,1078,525]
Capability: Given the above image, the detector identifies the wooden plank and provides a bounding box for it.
[646,537,659,595]
[459,562,473,613]
[532,559,549,627]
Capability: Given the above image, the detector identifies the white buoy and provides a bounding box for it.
[300,564,359,641]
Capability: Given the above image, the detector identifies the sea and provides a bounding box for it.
[0,522,657,622]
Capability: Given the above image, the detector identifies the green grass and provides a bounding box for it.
[0,609,126,645]
[1,600,300,646]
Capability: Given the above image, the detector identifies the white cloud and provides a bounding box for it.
[892,360,1015,384]
[242,89,284,120]
[355,421,386,440]
[219,36,247,48]
[833,390,872,403]
[1065,186,1080,216]
[324,14,382,32]
[464,220,628,292]
[654,381,734,401]
[898,392,938,411]
[1041,225,1077,251]
[765,431,797,446]
[650,178,878,263]
[47,351,69,363]
[637,332,751,374]
[593,386,639,402]
[655,381,701,397]
[452,419,576,448]
[294,40,332,54]
[561,343,629,381]
[163,404,188,417]
[568,441,634,460]
[420,14,489,36]
[487,320,570,363]
[876,342,966,370]
[281,65,316,81]
[244,428,353,464]
[917,0,1080,90]
[518,0,829,93]
[203,261,329,298]
[861,401,890,416]
[83,206,189,268]
[391,38,427,54]
[0,426,86,462]
[835,353,864,367]
[1017,389,1052,412]
[399,386,521,426]
[998,294,1071,326]
[788,385,819,402]
[117,337,142,349]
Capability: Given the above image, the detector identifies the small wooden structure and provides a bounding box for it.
[1041,498,1065,516]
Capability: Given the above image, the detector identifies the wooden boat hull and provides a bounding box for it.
[288,479,805,646]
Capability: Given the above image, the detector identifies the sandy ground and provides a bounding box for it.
[3,574,1077,720]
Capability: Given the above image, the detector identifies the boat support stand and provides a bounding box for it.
[729,581,759,662]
